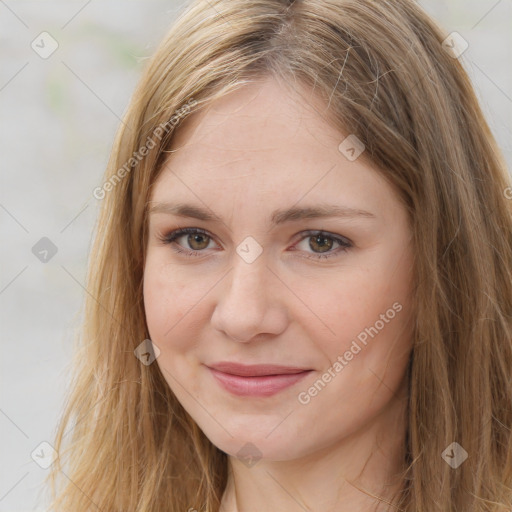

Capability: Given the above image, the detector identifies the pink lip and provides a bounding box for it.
[205,362,313,397]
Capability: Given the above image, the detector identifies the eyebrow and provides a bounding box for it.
[148,202,376,225]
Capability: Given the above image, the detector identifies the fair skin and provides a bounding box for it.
[143,76,415,512]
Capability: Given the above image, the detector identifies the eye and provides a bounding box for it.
[291,230,352,260]
[158,227,216,256]
[157,227,353,260]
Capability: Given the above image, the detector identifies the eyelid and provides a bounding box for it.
[158,226,219,246]
[158,226,353,260]
[158,226,352,244]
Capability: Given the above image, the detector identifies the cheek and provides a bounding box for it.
[294,272,412,434]
[143,258,194,349]
[143,265,171,338]
[302,260,413,402]
[143,259,205,395]
[306,267,410,347]
[343,280,412,384]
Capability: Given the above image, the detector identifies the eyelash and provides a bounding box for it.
[157,227,352,260]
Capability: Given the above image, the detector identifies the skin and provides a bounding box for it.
[143,76,415,512]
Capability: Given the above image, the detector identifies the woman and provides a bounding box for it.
[46,0,512,511]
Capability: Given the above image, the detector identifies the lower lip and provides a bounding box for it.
[207,367,312,397]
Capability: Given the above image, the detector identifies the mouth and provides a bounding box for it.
[205,362,313,397]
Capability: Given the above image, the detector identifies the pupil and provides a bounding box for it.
[312,235,332,253]
[189,234,208,249]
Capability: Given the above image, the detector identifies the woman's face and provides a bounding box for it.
[143,77,415,462]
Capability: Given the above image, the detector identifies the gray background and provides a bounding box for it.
[1,1,510,510]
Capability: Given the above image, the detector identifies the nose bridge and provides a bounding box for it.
[211,250,286,342]
[226,252,271,311]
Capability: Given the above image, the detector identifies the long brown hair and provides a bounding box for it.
[46,0,512,510]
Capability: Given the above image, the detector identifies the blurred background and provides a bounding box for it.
[0,0,510,510]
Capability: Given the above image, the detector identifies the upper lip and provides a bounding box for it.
[206,362,311,377]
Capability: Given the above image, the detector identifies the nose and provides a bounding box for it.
[210,254,288,343]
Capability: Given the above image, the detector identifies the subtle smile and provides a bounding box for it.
[205,362,313,397]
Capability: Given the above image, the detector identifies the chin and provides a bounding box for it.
[203,426,308,463]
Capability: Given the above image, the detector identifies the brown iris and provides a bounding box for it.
[309,234,333,253]
[187,233,210,250]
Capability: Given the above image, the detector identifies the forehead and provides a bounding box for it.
[169,77,342,156]
[150,77,403,225]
